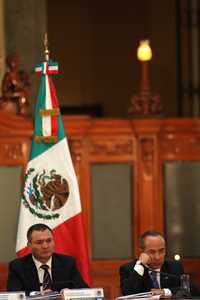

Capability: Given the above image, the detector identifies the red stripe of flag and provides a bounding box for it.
[48,76,59,137]
[53,213,91,286]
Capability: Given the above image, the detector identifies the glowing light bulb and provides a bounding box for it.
[137,40,152,61]
[174,254,181,261]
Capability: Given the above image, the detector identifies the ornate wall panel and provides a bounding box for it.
[0,113,200,294]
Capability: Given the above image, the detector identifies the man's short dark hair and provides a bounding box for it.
[27,223,53,242]
[139,230,164,250]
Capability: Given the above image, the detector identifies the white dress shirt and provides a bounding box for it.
[134,260,172,297]
[32,255,52,292]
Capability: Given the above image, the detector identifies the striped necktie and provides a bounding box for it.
[41,264,52,290]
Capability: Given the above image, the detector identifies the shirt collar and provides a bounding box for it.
[149,268,160,274]
[154,268,160,272]
[32,255,52,271]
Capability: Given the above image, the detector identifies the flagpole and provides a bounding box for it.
[16,37,91,285]
[44,33,50,61]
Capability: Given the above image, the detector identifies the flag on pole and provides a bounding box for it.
[16,54,91,285]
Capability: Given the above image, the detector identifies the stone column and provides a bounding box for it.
[4,0,47,113]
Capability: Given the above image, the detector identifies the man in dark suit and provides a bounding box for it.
[7,223,89,295]
[120,230,200,297]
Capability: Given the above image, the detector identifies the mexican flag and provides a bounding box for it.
[16,60,91,285]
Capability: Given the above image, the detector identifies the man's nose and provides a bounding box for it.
[42,241,49,248]
[154,252,161,259]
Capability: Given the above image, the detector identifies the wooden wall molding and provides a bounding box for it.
[89,138,134,157]
[1,113,200,296]
[160,134,200,159]
[0,142,23,162]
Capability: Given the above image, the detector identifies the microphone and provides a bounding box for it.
[145,266,181,290]
[147,267,181,279]
[145,266,191,298]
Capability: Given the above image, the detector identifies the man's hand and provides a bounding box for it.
[138,252,151,266]
[151,289,171,298]
[151,289,165,296]
[41,289,52,295]
[60,288,70,298]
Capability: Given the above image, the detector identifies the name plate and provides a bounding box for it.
[63,288,104,300]
[0,292,26,300]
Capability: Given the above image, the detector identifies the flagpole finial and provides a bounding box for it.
[44,33,50,61]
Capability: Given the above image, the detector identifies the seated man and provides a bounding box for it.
[7,223,89,295]
[120,230,200,297]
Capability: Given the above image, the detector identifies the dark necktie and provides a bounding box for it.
[41,264,52,290]
[150,270,159,288]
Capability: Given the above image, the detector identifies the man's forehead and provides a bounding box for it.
[144,235,165,248]
[31,229,53,238]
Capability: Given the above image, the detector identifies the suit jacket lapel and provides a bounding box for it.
[25,255,41,291]
[160,261,178,288]
[52,254,70,290]
[51,254,64,285]
[144,267,153,289]
[160,262,168,287]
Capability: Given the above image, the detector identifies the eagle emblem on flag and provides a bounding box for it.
[22,168,69,219]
